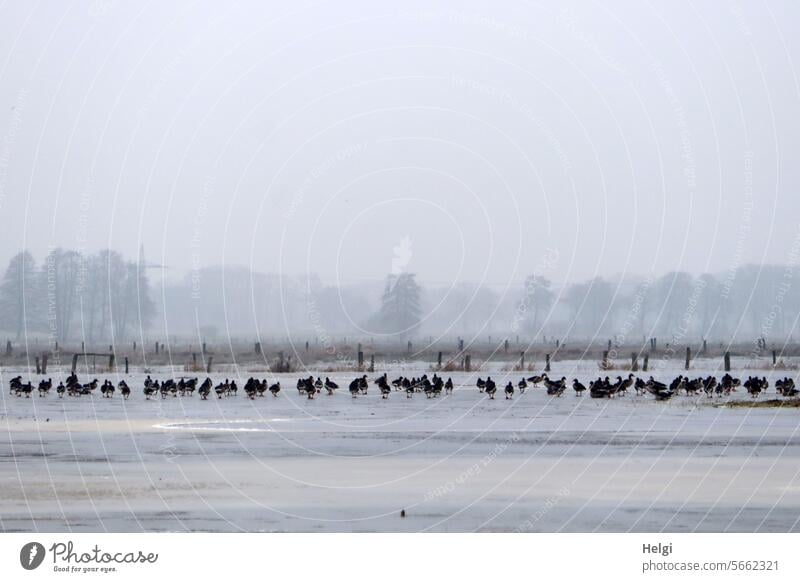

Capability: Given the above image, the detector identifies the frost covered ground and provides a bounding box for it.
[2,358,799,532]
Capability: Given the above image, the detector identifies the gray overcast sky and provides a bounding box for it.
[0,0,798,289]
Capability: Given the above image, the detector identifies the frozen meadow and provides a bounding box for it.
[2,358,800,532]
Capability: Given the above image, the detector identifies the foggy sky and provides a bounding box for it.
[0,0,798,290]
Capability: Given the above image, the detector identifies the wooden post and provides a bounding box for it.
[602,350,609,369]
[206,356,213,373]
[133,341,136,352]
[255,342,261,354]
[643,353,649,372]
[81,341,85,353]
[520,351,525,370]
[631,352,638,372]
[369,355,375,373]
[724,351,731,372]
[202,342,207,354]
[35,356,41,375]
[504,339,509,353]
[545,353,551,372]
[155,342,159,355]
[109,354,115,371]
[464,355,471,372]
[459,338,464,351]
[407,340,412,354]
[607,339,612,351]
[773,350,777,366]
[5,340,10,355]
[685,347,690,370]
[556,339,560,348]
[358,350,364,368]
[702,339,707,353]
[193,352,197,365]
[305,341,309,352]
[437,351,443,367]
[42,354,48,374]
[71,353,79,374]
[125,356,129,374]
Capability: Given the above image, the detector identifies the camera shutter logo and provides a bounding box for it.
[20,542,46,570]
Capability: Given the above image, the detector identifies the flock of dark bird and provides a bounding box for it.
[6,371,798,401]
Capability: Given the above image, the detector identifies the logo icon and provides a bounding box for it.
[20,542,45,570]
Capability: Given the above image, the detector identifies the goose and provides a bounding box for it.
[325,377,339,395]
[445,378,454,394]
[38,379,52,397]
[256,380,268,396]
[484,377,497,399]
[527,375,544,386]
[143,381,158,399]
[544,375,567,397]
[349,378,361,398]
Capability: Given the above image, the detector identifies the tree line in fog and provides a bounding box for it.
[1,248,797,345]
[0,249,155,344]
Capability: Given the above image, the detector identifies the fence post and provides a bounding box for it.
[724,351,731,372]
[685,347,691,371]
[125,357,129,374]
[207,356,213,374]
[545,353,551,372]
[631,352,638,372]
[643,353,649,372]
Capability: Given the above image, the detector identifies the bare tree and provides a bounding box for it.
[0,251,40,338]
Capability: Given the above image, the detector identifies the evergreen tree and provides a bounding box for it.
[376,273,422,339]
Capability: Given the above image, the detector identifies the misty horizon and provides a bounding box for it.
[1,1,799,289]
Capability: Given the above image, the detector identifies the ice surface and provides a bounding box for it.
[1,359,799,532]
